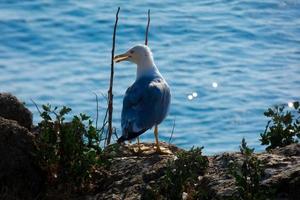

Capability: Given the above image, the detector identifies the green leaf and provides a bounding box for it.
[59,106,72,116]
[80,113,90,121]
[264,108,274,117]
[41,111,52,121]
[36,103,107,191]
[294,101,299,109]
[261,103,299,150]
[240,138,254,155]
[42,104,51,112]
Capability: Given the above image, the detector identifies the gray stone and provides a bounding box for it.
[91,143,300,200]
[202,144,300,200]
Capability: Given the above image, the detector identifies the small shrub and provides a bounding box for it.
[143,147,208,200]
[229,139,273,200]
[260,101,300,150]
[35,104,107,192]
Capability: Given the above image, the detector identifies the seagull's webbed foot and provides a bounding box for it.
[132,137,151,154]
[155,143,162,153]
[153,125,172,154]
[137,137,141,152]
[155,143,172,154]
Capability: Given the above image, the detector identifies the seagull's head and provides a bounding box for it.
[114,44,154,66]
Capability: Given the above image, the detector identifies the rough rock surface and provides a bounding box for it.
[0,116,44,200]
[78,143,300,200]
[203,143,300,200]
[83,143,300,200]
[84,142,182,200]
[0,92,33,130]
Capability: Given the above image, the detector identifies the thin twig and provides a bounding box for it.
[107,7,120,145]
[99,121,108,133]
[99,91,108,100]
[169,117,176,145]
[92,91,101,146]
[113,127,119,140]
[92,92,99,130]
[103,108,109,147]
[102,108,109,129]
[30,98,42,115]
[145,9,150,46]
[263,120,271,134]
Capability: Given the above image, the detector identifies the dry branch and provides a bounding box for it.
[107,7,120,145]
[145,9,150,46]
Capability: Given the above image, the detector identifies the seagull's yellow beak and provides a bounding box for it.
[114,52,130,63]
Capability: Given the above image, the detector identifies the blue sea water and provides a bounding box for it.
[0,0,300,154]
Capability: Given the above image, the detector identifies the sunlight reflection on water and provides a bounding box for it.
[288,102,294,108]
[212,82,218,88]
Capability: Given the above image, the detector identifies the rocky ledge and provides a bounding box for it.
[203,144,300,200]
[78,142,299,200]
[0,93,299,200]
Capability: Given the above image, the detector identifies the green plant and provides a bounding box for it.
[260,101,300,150]
[143,147,208,200]
[36,104,108,192]
[229,139,272,200]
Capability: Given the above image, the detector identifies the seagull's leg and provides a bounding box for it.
[137,136,142,152]
[154,125,162,153]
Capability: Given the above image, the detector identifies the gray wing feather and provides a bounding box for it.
[121,76,171,136]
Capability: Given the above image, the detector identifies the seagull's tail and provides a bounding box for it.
[117,129,148,144]
[117,136,126,144]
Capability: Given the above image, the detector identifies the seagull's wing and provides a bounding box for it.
[120,77,171,141]
[136,78,171,128]
[120,80,145,139]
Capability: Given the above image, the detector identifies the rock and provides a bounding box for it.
[92,143,300,200]
[270,143,300,157]
[202,154,238,199]
[0,93,33,130]
[202,144,300,200]
[0,116,44,200]
[94,142,181,200]
[260,144,300,200]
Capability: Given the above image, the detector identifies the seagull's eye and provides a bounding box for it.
[130,50,134,54]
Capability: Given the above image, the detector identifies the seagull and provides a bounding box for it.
[114,44,171,153]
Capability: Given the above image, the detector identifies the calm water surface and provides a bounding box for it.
[1,0,300,154]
